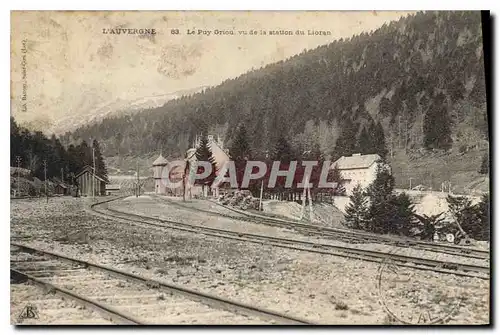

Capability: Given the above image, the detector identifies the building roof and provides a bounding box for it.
[75,165,107,182]
[152,154,168,166]
[332,153,381,170]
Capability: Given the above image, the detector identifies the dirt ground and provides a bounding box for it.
[10,197,490,325]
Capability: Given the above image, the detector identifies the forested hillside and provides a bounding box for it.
[62,11,488,174]
[11,118,108,182]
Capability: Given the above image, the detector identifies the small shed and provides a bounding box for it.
[75,165,107,197]
[54,183,69,195]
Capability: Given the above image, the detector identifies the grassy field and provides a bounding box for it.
[390,148,489,195]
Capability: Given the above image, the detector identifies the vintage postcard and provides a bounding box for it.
[10,10,490,325]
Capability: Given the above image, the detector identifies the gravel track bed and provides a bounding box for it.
[109,198,489,268]
[11,197,490,324]
[10,283,113,325]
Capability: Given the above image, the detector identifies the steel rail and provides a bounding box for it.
[11,242,313,325]
[91,201,489,280]
[167,197,489,260]
[10,268,142,325]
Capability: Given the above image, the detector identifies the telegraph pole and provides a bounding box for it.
[92,144,96,200]
[259,151,269,211]
[43,160,48,203]
[136,161,140,197]
[398,115,401,149]
[259,180,264,211]
[404,118,408,154]
[16,156,21,197]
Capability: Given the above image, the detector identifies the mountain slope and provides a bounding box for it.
[63,11,489,192]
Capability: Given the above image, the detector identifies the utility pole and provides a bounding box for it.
[398,115,401,149]
[404,118,408,154]
[259,179,264,211]
[389,134,394,158]
[307,182,313,221]
[136,161,140,197]
[92,144,96,200]
[43,160,48,203]
[16,156,21,197]
[259,151,269,211]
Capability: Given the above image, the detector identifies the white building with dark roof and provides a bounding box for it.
[331,153,386,195]
[152,154,169,194]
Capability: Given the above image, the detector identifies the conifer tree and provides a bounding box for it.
[479,153,489,175]
[386,193,416,236]
[373,121,388,159]
[423,94,453,150]
[332,118,358,161]
[476,193,490,241]
[447,194,490,241]
[356,126,372,155]
[92,139,108,181]
[229,125,251,188]
[344,184,368,229]
[365,162,401,234]
[229,124,251,162]
[366,162,394,203]
[329,164,346,195]
[273,136,295,163]
[195,134,217,195]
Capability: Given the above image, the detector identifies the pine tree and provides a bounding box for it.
[271,136,296,195]
[475,193,490,241]
[273,136,295,163]
[366,162,394,203]
[229,124,251,162]
[373,121,388,159]
[328,164,346,195]
[479,153,489,175]
[195,134,217,195]
[92,139,108,181]
[446,195,472,238]
[365,162,396,233]
[447,194,490,241]
[356,126,372,155]
[423,94,453,150]
[332,118,358,161]
[344,184,368,229]
[229,125,251,188]
[387,193,416,236]
[76,140,92,169]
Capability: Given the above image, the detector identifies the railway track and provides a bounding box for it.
[11,242,313,325]
[154,196,489,260]
[91,199,489,280]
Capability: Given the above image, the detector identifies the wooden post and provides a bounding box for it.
[259,179,264,211]
[43,160,48,203]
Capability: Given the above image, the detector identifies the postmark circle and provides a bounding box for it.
[376,247,463,325]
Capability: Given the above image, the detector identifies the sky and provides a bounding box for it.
[11,11,413,133]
